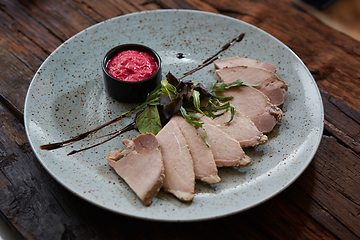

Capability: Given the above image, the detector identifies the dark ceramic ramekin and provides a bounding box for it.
[102,44,162,103]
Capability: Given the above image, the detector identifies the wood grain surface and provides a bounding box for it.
[0,0,359,239]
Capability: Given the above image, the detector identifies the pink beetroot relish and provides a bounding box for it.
[106,50,158,82]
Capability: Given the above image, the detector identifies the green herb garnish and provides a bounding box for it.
[135,72,254,136]
[210,78,260,92]
[136,105,162,135]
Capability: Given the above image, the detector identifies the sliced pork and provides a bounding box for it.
[197,115,252,168]
[106,133,164,206]
[173,115,221,184]
[213,109,268,148]
[217,86,282,133]
[214,57,277,73]
[156,118,195,201]
[215,66,288,107]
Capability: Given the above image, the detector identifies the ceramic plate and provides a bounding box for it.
[24,10,324,221]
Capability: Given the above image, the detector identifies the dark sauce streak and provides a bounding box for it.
[67,121,137,156]
[40,132,91,150]
[40,109,133,151]
[180,33,245,79]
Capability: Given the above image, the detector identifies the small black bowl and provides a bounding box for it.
[102,44,162,103]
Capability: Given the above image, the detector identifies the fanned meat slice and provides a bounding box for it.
[214,57,277,73]
[217,86,282,133]
[173,115,221,184]
[215,66,288,107]
[197,115,252,168]
[156,118,195,201]
[106,133,164,206]
[213,109,268,148]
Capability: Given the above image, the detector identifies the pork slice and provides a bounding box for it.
[214,57,277,73]
[156,118,195,201]
[213,109,268,148]
[217,86,282,133]
[197,115,252,168]
[215,66,288,107]
[106,133,164,206]
[173,115,221,184]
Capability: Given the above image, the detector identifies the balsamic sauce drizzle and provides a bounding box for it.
[40,108,134,151]
[66,121,136,156]
[180,33,245,79]
[40,33,246,155]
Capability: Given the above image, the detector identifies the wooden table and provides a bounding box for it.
[1,0,359,239]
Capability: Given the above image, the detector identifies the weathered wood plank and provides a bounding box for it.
[324,119,360,155]
[0,0,63,54]
[72,0,123,20]
[295,136,360,239]
[0,41,34,112]
[153,0,218,12]
[15,0,96,41]
[183,0,219,13]
[284,181,357,240]
[110,0,142,14]
[322,90,360,145]
[0,11,46,71]
[246,192,339,240]
[140,3,162,11]
[69,0,109,24]
[155,0,206,10]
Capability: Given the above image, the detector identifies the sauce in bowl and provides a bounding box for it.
[102,44,162,103]
[106,50,158,82]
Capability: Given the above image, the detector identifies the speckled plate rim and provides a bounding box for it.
[24,9,324,222]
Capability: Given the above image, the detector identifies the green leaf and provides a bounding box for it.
[225,104,236,124]
[201,101,229,119]
[161,79,178,101]
[136,85,162,109]
[209,79,221,92]
[214,95,234,102]
[158,80,184,121]
[136,105,162,135]
[191,90,206,116]
[210,78,260,92]
[180,107,210,147]
[180,107,201,126]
